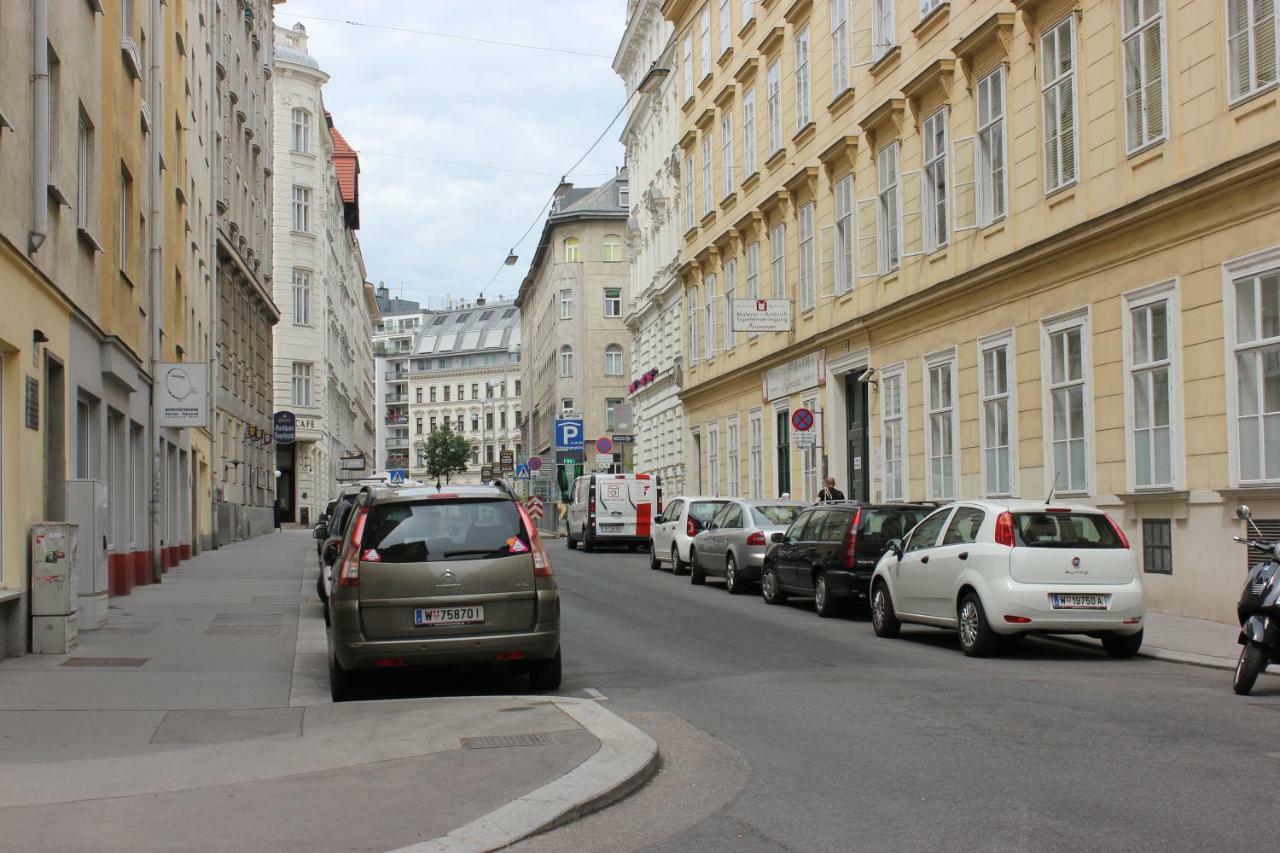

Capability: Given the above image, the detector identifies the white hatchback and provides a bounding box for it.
[869,500,1145,657]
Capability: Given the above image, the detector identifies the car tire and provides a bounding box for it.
[1101,629,1144,660]
[566,523,577,550]
[813,572,841,618]
[957,592,998,657]
[671,545,688,576]
[690,549,706,585]
[870,581,901,638]
[724,553,743,594]
[649,541,662,570]
[761,564,787,605]
[529,649,562,691]
[328,652,360,703]
[582,528,595,552]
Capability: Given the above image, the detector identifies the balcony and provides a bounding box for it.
[385,371,409,382]
[385,414,408,426]
[385,393,408,404]
[385,438,410,450]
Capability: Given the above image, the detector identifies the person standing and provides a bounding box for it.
[817,477,845,503]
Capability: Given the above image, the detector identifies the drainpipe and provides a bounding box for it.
[147,0,165,581]
[208,0,221,549]
[29,0,49,254]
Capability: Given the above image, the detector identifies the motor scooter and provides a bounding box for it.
[1232,505,1280,695]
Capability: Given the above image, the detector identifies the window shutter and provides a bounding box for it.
[820,224,837,298]
[1229,0,1252,98]
[856,197,879,278]
[1256,0,1278,88]
[1059,79,1077,185]
[1143,21,1165,141]
[850,27,874,66]
[900,169,924,258]
[952,135,977,231]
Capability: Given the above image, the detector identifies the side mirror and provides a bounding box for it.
[1237,505,1253,521]
[312,523,327,540]
[771,531,785,544]
[323,542,341,566]
[887,538,903,559]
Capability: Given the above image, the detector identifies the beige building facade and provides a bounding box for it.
[663,0,1280,622]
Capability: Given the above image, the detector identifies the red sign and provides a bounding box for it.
[525,496,544,520]
[595,436,614,454]
[791,408,814,431]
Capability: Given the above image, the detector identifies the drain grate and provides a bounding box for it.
[212,612,283,626]
[251,595,300,605]
[461,733,553,749]
[62,657,149,667]
[98,622,161,635]
[204,624,281,636]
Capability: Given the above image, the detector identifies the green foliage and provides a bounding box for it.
[421,424,472,484]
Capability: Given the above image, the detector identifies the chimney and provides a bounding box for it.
[376,282,389,299]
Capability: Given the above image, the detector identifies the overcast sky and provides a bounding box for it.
[275,1,628,309]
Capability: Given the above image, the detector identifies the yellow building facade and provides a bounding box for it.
[663,0,1280,622]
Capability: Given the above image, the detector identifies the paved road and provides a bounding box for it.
[539,539,1278,853]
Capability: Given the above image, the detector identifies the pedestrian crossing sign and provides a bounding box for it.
[388,469,408,485]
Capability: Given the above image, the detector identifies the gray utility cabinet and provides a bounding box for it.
[30,522,79,654]
[67,479,109,630]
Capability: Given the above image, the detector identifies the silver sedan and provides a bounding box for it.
[688,500,806,593]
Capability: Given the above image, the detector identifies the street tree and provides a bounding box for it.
[423,424,471,484]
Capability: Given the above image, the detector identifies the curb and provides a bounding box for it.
[1050,635,1280,675]
[391,698,659,853]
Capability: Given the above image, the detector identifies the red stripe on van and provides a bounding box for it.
[636,498,652,538]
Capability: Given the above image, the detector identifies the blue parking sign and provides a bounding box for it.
[554,419,584,451]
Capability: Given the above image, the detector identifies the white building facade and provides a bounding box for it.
[615,0,686,495]
[372,294,424,473]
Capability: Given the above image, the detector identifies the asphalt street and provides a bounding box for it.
[530,539,1280,853]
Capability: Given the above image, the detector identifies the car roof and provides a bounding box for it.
[368,483,515,504]
[670,495,731,503]
[742,499,806,507]
[945,498,1106,514]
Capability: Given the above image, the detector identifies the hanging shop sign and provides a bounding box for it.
[157,363,209,428]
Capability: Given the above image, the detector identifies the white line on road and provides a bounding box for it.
[584,687,609,701]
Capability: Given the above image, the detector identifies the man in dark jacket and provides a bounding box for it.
[817,477,845,503]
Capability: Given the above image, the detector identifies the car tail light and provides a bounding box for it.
[687,518,697,537]
[1105,514,1131,549]
[337,507,368,587]
[994,511,1015,548]
[746,530,766,546]
[517,502,553,579]
[842,508,863,570]
[588,498,595,516]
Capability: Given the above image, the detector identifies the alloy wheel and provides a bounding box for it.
[725,556,736,592]
[815,576,827,611]
[872,589,886,630]
[959,600,980,650]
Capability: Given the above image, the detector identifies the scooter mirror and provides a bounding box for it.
[1237,505,1253,521]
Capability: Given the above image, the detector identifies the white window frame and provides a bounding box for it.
[873,0,896,58]
[795,27,812,130]
[707,420,721,496]
[727,414,741,496]
[603,234,622,262]
[719,0,732,56]
[699,4,712,79]
[682,33,694,100]
[76,111,93,231]
[292,269,311,325]
[292,185,311,232]
[704,272,718,358]
[742,0,754,25]
[688,285,700,365]
[746,241,760,301]
[605,344,625,376]
[880,363,907,502]
[924,350,958,500]
[1122,279,1183,491]
[976,67,1007,226]
[560,288,573,319]
[291,107,311,153]
[766,59,782,154]
[604,287,622,317]
[1122,0,1168,152]
[748,408,764,499]
[798,202,816,310]
[1223,246,1280,486]
[769,223,786,299]
[564,237,581,262]
[742,89,757,175]
[559,345,574,378]
[921,108,949,253]
[723,256,737,349]
[1040,307,1094,495]
[801,395,819,501]
[1227,0,1280,103]
[684,154,696,230]
[831,0,850,94]
[1041,16,1079,194]
[291,362,312,407]
[702,131,714,215]
[877,142,901,273]
[977,329,1018,498]
[721,113,734,198]
[921,0,944,18]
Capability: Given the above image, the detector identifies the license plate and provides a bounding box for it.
[1050,593,1109,610]
[600,523,623,532]
[415,606,484,626]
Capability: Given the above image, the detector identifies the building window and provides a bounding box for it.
[922,108,949,253]
[500,410,507,429]
[291,108,311,153]
[472,383,479,400]
[1228,0,1278,102]
[602,234,622,262]
[798,203,816,310]
[707,421,720,496]
[925,354,956,500]
[292,185,311,232]
[606,398,625,432]
[415,415,423,434]
[704,273,718,358]
[701,131,714,215]
[604,287,622,317]
[682,33,694,100]
[1128,290,1177,488]
[564,237,580,262]
[802,396,820,501]
[1042,16,1078,193]
[741,0,753,24]
[416,387,423,404]
[766,59,782,154]
[873,0,895,58]
[118,166,132,274]
[720,113,734,198]
[605,344,624,376]
[291,362,312,407]
[618,185,629,208]
[881,368,905,501]
[429,386,437,403]
[292,270,310,325]
[76,110,94,231]
[515,379,522,396]
[562,398,574,414]
[559,345,574,377]
[684,154,695,230]
[831,0,850,94]
[921,0,944,18]
[769,223,785,298]
[1045,315,1090,493]
[1142,518,1173,574]
[456,414,464,432]
[688,286,700,366]
[877,142,901,273]
[723,257,737,349]
[560,288,573,319]
[458,384,466,400]
[699,4,712,78]
[726,415,740,495]
[795,27,811,129]
[741,89,757,176]
[979,335,1014,497]
[834,175,854,295]
[472,413,480,432]
[719,0,731,55]
[748,411,763,499]
[1123,0,1166,151]
[976,67,1007,226]
[775,408,791,496]
[1230,259,1280,482]
[745,241,759,301]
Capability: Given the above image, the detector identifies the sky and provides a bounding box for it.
[274,1,629,310]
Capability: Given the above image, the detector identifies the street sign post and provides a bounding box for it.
[515,463,531,480]
[554,419,584,451]
[387,469,408,486]
[481,464,494,483]
[499,449,515,475]
[595,436,614,455]
[527,455,544,473]
[611,434,634,444]
[791,408,814,431]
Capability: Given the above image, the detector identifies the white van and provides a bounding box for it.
[566,474,660,552]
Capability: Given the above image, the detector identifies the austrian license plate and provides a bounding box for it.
[414,606,484,627]
[600,523,624,532]
[1050,593,1109,610]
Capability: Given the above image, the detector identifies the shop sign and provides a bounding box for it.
[272,411,296,445]
[157,363,209,427]
[763,351,826,401]
[732,299,792,332]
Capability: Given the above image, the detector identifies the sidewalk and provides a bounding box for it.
[0,531,656,853]
[1066,610,1275,674]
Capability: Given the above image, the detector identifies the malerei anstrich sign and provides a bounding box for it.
[157,363,209,427]
[763,351,826,402]
[732,299,792,333]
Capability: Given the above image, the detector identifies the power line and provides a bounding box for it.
[357,150,612,179]
[361,233,512,251]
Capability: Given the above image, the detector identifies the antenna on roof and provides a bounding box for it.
[1045,471,1060,506]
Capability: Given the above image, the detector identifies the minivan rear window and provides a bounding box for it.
[750,505,802,526]
[1013,512,1122,548]
[360,500,528,562]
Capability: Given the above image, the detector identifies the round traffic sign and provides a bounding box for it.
[792,408,814,431]
[595,436,614,454]
[527,455,543,473]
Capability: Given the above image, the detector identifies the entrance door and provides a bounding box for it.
[775,409,791,497]
[845,374,870,501]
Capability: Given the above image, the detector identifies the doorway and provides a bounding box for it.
[275,443,296,524]
[43,355,66,521]
[845,374,870,501]
[775,408,791,497]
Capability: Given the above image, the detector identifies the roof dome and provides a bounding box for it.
[274,45,320,70]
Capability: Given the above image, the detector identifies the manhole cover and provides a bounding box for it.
[99,622,160,635]
[461,733,553,749]
[252,595,300,605]
[62,657,149,667]
[212,612,283,626]
[204,625,281,636]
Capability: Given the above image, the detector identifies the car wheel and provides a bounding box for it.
[761,564,787,605]
[670,545,688,576]
[724,553,743,594]
[529,649,562,691]
[328,652,360,703]
[566,522,577,550]
[870,581,901,638]
[814,572,841,618]
[957,592,998,657]
[690,549,706,585]
[1101,629,1144,660]
[582,528,595,552]
[649,541,661,570]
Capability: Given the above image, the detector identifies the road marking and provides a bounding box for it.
[584,687,609,702]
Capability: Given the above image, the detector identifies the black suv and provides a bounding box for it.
[761,502,933,616]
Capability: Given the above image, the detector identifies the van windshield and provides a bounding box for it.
[1013,512,1123,548]
[360,500,528,562]
[751,505,802,526]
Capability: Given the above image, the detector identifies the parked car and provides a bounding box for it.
[326,482,560,701]
[649,496,731,575]
[686,500,805,592]
[565,473,660,551]
[868,500,1146,657]
[314,484,375,610]
[760,502,933,616]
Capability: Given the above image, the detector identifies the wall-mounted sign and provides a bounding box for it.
[611,434,634,444]
[157,363,209,427]
[339,451,365,471]
[732,299,792,333]
[764,351,826,402]
[272,411,297,445]
[25,376,39,430]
